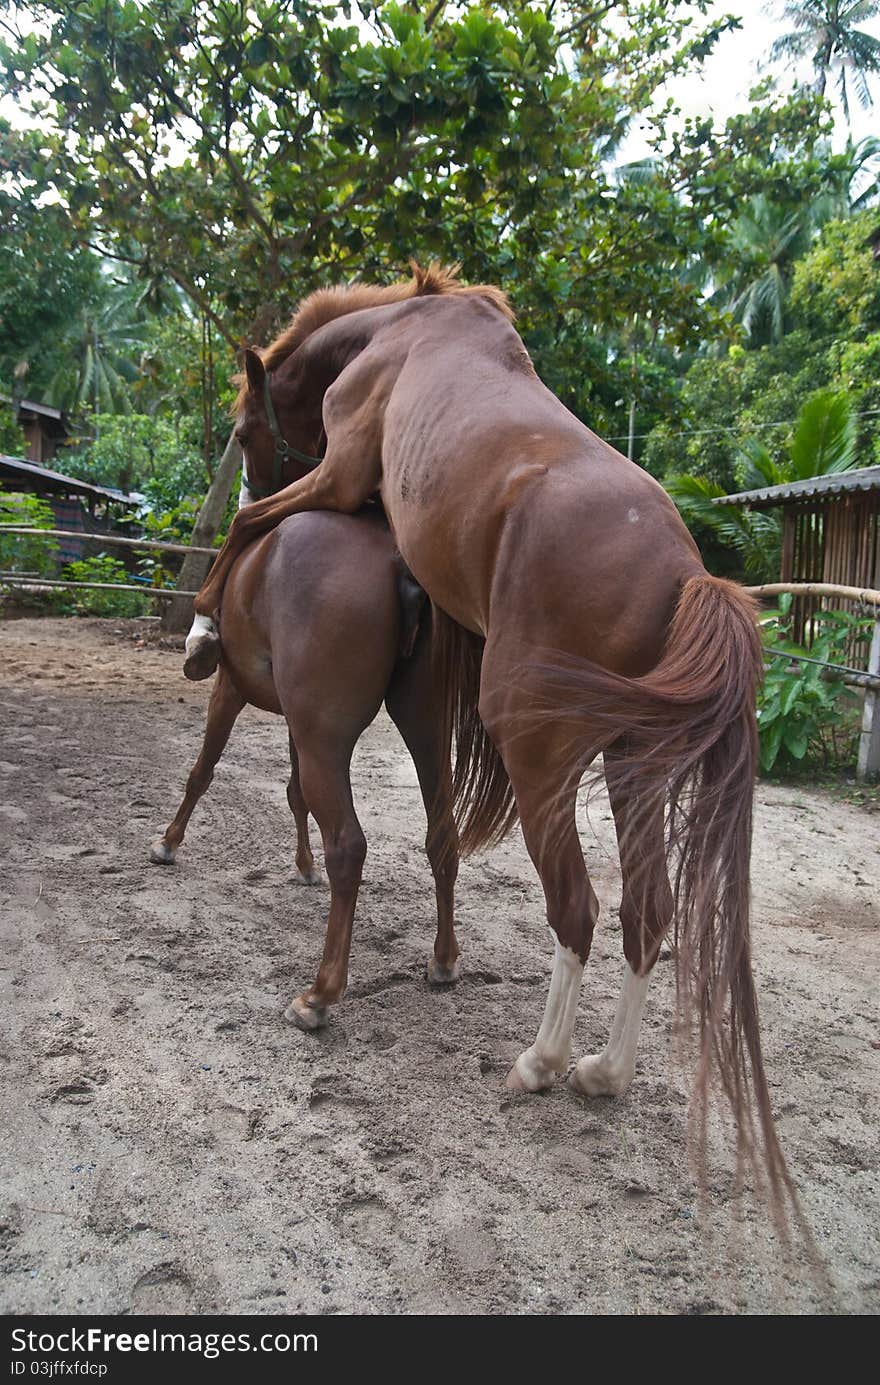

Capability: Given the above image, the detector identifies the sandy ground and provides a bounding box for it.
[0,615,878,1317]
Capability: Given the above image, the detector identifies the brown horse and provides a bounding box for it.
[157,507,459,1028]
[188,263,791,1210]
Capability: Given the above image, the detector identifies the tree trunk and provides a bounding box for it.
[161,429,241,633]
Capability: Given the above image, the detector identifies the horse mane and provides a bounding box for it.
[233,261,514,412]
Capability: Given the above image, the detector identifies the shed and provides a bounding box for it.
[714,467,880,779]
[0,395,71,464]
[0,455,141,562]
[713,466,880,647]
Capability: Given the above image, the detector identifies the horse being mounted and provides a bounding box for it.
[186,263,790,1205]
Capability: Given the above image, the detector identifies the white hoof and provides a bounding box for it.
[284,994,327,1031]
[149,840,176,866]
[569,1054,632,1098]
[427,957,460,987]
[504,1046,561,1092]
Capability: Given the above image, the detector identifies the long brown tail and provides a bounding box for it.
[525,575,805,1231]
[432,604,518,856]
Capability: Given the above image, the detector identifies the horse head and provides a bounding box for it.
[234,348,326,502]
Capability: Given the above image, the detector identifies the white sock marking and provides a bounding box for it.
[514,940,584,1090]
[572,965,651,1096]
[185,612,218,656]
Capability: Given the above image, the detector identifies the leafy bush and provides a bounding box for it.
[0,491,58,574]
[757,595,873,773]
[61,413,207,507]
[58,554,149,617]
[0,403,27,456]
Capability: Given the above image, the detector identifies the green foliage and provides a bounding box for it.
[62,413,207,506]
[0,0,838,457]
[665,389,861,580]
[136,497,225,588]
[757,595,873,772]
[0,197,102,402]
[57,554,149,617]
[0,404,26,456]
[790,209,880,338]
[0,491,58,574]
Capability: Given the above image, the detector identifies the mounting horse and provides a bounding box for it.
[156,506,459,1028]
[186,262,791,1207]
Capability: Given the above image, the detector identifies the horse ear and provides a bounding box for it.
[243,348,265,393]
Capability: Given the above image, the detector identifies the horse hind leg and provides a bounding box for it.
[570,740,672,1097]
[150,666,245,864]
[286,732,321,885]
[482,709,596,1091]
[384,643,461,986]
[505,799,596,1090]
[283,737,367,1031]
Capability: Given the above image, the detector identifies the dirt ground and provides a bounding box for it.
[1,615,878,1316]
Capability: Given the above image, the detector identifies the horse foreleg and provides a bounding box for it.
[385,634,461,986]
[570,741,671,1097]
[150,666,245,864]
[286,732,320,885]
[283,738,367,1031]
[193,456,381,622]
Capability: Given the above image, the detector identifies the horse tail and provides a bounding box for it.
[529,574,803,1229]
[432,604,519,857]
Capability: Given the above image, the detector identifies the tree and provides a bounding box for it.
[770,0,880,123]
[0,192,102,402]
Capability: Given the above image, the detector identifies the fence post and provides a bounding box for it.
[857,617,880,782]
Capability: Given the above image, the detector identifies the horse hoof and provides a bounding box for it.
[296,865,322,886]
[426,957,460,987]
[183,636,220,681]
[504,1048,557,1092]
[149,840,176,866]
[504,1062,531,1091]
[568,1056,628,1098]
[284,995,328,1031]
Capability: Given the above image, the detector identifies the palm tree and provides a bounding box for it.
[714,194,818,345]
[770,1,880,124]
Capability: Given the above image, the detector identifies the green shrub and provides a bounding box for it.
[0,404,27,457]
[0,492,58,574]
[757,595,873,773]
[58,554,149,617]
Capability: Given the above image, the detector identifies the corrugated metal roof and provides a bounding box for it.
[712,466,880,510]
[0,454,140,505]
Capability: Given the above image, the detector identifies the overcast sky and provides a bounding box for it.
[3,2,878,152]
[623,0,880,154]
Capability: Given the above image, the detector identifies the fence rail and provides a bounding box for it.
[0,525,218,558]
[744,580,880,608]
[0,574,197,598]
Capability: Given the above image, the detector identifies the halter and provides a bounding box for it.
[240,369,325,500]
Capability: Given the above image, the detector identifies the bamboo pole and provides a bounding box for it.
[0,527,217,558]
[744,581,880,607]
[0,575,197,597]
